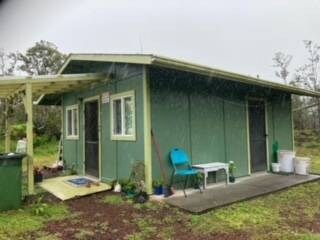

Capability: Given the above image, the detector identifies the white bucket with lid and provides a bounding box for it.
[271,163,280,173]
[294,157,310,175]
[279,150,295,173]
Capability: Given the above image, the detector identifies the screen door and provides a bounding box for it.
[84,100,99,178]
[248,100,267,172]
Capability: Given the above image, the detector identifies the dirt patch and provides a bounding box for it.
[25,191,248,240]
[297,213,320,234]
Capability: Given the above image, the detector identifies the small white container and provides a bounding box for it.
[113,182,122,192]
[279,150,295,173]
[272,163,280,173]
[294,157,310,175]
[16,139,27,153]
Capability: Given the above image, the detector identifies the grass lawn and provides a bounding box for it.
[295,130,320,174]
[0,138,59,168]
[0,130,320,239]
[1,182,319,240]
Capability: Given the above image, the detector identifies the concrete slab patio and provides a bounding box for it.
[165,173,320,214]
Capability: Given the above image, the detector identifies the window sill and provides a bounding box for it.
[66,136,79,140]
[111,135,136,141]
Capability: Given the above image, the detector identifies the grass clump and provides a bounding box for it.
[126,218,159,240]
[0,203,68,239]
[191,201,279,234]
[103,195,126,205]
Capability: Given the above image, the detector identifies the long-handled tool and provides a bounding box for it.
[151,129,174,197]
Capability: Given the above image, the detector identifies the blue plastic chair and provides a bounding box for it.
[170,148,202,197]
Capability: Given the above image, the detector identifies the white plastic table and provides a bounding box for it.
[192,162,229,189]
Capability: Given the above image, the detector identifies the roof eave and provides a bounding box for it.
[58,53,154,74]
[56,53,320,98]
[150,55,320,98]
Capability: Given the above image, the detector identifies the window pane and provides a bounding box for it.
[113,99,122,135]
[124,97,133,135]
[67,109,72,136]
[73,108,78,136]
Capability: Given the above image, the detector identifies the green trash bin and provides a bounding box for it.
[0,153,26,211]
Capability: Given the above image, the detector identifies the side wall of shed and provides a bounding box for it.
[61,62,145,182]
[149,67,293,182]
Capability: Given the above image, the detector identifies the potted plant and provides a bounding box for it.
[229,161,236,183]
[134,180,149,204]
[152,179,163,195]
[271,141,280,173]
[119,179,136,197]
[34,167,43,183]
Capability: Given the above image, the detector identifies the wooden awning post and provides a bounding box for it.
[25,83,34,195]
[4,98,11,152]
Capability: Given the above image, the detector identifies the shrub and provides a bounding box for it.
[10,124,26,140]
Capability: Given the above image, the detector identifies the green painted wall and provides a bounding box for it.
[61,61,145,182]
[60,61,293,186]
[149,67,293,183]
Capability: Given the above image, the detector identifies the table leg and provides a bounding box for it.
[225,167,229,185]
[204,171,208,189]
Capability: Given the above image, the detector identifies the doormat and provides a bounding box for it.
[66,177,95,187]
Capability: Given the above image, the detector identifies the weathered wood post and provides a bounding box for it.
[25,83,34,195]
[4,98,11,152]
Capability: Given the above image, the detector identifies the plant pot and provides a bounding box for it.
[229,175,235,183]
[134,191,149,204]
[272,163,280,173]
[154,186,163,195]
[162,186,173,198]
[125,189,136,198]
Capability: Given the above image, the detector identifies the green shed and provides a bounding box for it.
[38,54,320,193]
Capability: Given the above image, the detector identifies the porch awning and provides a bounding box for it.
[0,73,107,99]
[0,72,107,196]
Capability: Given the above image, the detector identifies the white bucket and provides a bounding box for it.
[272,163,280,173]
[294,157,310,175]
[279,150,295,173]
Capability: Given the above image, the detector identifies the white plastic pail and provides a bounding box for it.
[279,150,295,173]
[272,163,280,173]
[294,157,310,175]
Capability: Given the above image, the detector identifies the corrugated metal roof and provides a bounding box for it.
[58,53,320,98]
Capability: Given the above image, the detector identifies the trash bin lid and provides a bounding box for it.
[0,153,26,160]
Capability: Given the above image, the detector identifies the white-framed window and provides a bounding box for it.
[65,105,79,139]
[110,90,136,141]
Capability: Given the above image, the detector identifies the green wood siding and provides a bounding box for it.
[150,67,293,182]
[61,62,294,185]
[61,62,144,182]
[269,95,294,151]
[190,93,225,164]
[224,98,248,176]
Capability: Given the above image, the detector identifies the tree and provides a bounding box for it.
[0,49,18,76]
[294,40,320,91]
[0,50,19,140]
[18,40,67,75]
[17,41,67,138]
[274,41,320,130]
[272,51,292,84]
[293,41,320,130]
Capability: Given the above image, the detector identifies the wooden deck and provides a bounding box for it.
[165,173,320,213]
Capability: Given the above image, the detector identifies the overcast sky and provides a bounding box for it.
[0,0,320,82]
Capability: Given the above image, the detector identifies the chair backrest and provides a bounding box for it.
[170,148,190,169]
